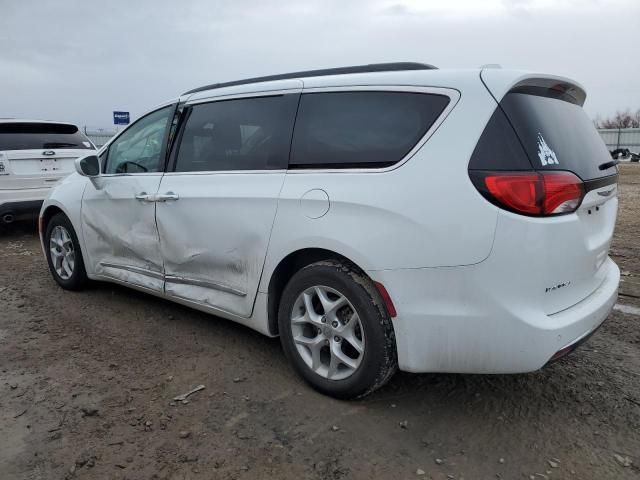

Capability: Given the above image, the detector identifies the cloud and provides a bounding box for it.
[0,0,638,126]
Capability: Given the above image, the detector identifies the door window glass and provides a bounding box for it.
[104,106,173,174]
[174,94,298,172]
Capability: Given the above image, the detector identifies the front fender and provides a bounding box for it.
[39,174,88,264]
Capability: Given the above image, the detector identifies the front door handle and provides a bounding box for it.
[135,192,179,202]
[155,192,179,202]
[135,192,152,202]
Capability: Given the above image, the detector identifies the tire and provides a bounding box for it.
[278,259,397,399]
[44,213,88,290]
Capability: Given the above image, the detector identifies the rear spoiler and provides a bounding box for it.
[508,78,586,106]
[480,69,587,107]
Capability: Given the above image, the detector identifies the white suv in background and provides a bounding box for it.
[0,120,95,224]
[38,63,620,398]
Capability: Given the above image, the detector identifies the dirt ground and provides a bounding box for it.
[1,165,639,480]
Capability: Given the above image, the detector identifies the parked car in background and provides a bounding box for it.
[0,120,95,224]
[39,63,620,398]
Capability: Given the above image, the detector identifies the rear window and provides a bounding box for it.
[501,93,615,180]
[0,123,93,151]
[290,91,450,169]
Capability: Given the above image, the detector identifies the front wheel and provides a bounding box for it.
[45,213,88,290]
[278,260,397,399]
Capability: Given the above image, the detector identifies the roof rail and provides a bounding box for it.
[182,62,437,95]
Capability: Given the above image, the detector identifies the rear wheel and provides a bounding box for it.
[45,213,88,290]
[278,260,397,399]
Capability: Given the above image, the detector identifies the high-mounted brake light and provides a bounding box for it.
[471,171,585,216]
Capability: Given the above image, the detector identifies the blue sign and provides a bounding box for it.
[113,111,130,125]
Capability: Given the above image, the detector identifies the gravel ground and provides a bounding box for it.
[1,165,639,480]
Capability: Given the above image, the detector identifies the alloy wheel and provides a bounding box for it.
[290,285,365,380]
[49,225,75,280]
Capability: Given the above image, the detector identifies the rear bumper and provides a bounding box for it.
[0,184,56,204]
[0,187,51,215]
[369,257,619,373]
[0,187,48,220]
[0,199,43,219]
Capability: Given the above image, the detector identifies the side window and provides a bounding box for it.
[290,91,450,168]
[104,106,173,174]
[174,94,298,172]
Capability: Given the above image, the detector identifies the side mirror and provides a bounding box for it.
[75,155,100,177]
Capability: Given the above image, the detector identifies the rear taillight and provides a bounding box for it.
[470,171,585,216]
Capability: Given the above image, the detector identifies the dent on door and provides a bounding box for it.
[158,224,269,317]
[157,211,273,317]
[82,176,165,290]
[155,174,284,318]
[160,231,257,297]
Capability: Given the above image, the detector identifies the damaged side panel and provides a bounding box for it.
[155,172,285,318]
[81,175,165,291]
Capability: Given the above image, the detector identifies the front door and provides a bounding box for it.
[156,92,300,317]
[81,105,174,291]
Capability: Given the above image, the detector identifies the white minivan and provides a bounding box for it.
[0,120,95,224]
[39,63,619,398]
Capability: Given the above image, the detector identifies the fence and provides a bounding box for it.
[597,128,640,151]
[83,127,117,149]
[86,134,114,148]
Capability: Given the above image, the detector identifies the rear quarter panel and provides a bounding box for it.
[260,76,501,290]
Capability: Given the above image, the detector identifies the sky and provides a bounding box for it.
[1,0,639,130]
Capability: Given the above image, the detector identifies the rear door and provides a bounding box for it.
[476,74,618,313]
[0,122,94,190]
[156,89,300,317]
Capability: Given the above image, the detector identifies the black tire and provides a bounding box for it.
[44,213,88,290]
[278,259,397,399]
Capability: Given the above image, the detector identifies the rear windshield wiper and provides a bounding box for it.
[598,159,620,171]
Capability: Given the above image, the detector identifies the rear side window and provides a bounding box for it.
[468,107,532,171]
[174,94,298,172]
[0,123,93,151]
[290,91,450,169]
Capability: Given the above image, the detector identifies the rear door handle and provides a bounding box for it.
[155,192,179,202]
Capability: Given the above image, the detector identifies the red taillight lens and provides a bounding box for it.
[472,171,584,216]
[542,171,584,214]
[484,173,541,215]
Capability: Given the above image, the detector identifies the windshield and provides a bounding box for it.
[0,123,94,151]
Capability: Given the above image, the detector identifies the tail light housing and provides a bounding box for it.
[470,171,585,216]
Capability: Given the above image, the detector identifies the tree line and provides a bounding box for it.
[594,109,640,129]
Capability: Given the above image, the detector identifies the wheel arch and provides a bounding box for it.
[40,204,65,230]
[39,204,67,246]
[266,247,370,336]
